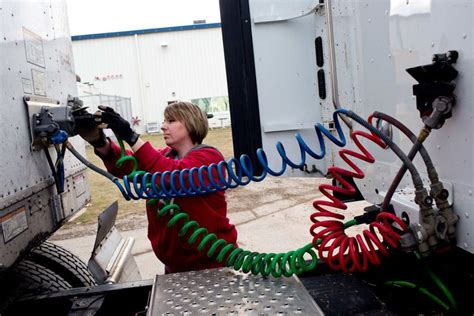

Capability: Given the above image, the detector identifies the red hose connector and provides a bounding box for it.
[310,129,408,273]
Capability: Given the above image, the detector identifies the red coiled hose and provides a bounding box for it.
[310,128,408,273]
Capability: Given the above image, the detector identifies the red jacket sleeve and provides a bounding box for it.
[96,141,225,186]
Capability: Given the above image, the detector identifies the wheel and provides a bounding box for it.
[28,242,97,287]
[0,258,72,312]
[11,259,72,293]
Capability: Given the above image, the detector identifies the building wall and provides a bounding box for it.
[72,25,229,133]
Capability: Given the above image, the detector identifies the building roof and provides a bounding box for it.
[71,23,221,41]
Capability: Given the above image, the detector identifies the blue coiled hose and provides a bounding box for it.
[114,110,348,200]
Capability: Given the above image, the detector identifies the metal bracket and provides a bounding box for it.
[23,95,61,151]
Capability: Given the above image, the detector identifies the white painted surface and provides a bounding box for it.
[248,0,473,252]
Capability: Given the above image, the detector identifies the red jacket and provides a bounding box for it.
[97,141,238,273]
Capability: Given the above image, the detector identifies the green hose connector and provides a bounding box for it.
[158,202,319,277]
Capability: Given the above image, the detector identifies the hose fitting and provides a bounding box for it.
[414,188,438,255]
[430,182,459,242]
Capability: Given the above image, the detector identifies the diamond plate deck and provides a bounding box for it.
[148,268,323,315]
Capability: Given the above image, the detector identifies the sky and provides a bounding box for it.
[66,0,221,36]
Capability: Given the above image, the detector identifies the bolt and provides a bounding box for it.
[424,196,433,205]
[416,230,423,242]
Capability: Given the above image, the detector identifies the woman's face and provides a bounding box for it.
[161,118,191,148]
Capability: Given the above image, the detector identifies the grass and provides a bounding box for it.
[70,128,233,225]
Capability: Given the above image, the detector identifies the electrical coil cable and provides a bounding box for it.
[114,111,347,200]
[310,128,407,272]
[66,111,353,277]
[310,109,416,273]
[67,139,323,277]
[66,109,410,277]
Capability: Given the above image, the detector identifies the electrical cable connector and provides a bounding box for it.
[50,130,69,144]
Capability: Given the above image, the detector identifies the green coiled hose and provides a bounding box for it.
[159,202,319,277]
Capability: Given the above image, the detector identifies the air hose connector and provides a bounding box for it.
[414,188,438,255]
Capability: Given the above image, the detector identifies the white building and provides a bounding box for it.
[72,23,230,133]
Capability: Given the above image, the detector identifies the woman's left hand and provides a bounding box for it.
[95,105,140,146]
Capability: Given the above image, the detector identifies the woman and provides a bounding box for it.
[80,101,238,273]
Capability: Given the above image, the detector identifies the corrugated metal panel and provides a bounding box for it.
[72,27,228,132]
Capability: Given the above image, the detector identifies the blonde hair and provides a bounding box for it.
[164,101,209,144]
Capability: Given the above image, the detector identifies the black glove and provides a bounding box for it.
[95,105,139,146]
[74,111,107,148]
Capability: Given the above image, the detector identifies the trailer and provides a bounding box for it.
[1,0,473,314]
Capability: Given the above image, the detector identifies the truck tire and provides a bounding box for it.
[10,259,72,294]
[28,242,97,287]
[0,259,72,314]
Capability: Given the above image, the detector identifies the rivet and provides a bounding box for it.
[469,190,473,196]
[463,243,468,249]
[462,34,467,39]
[465,213,469,218]
[437,145,441,150]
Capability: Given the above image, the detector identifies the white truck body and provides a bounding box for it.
[246,0,473,253]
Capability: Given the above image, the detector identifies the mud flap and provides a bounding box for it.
[87,201,141,283]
